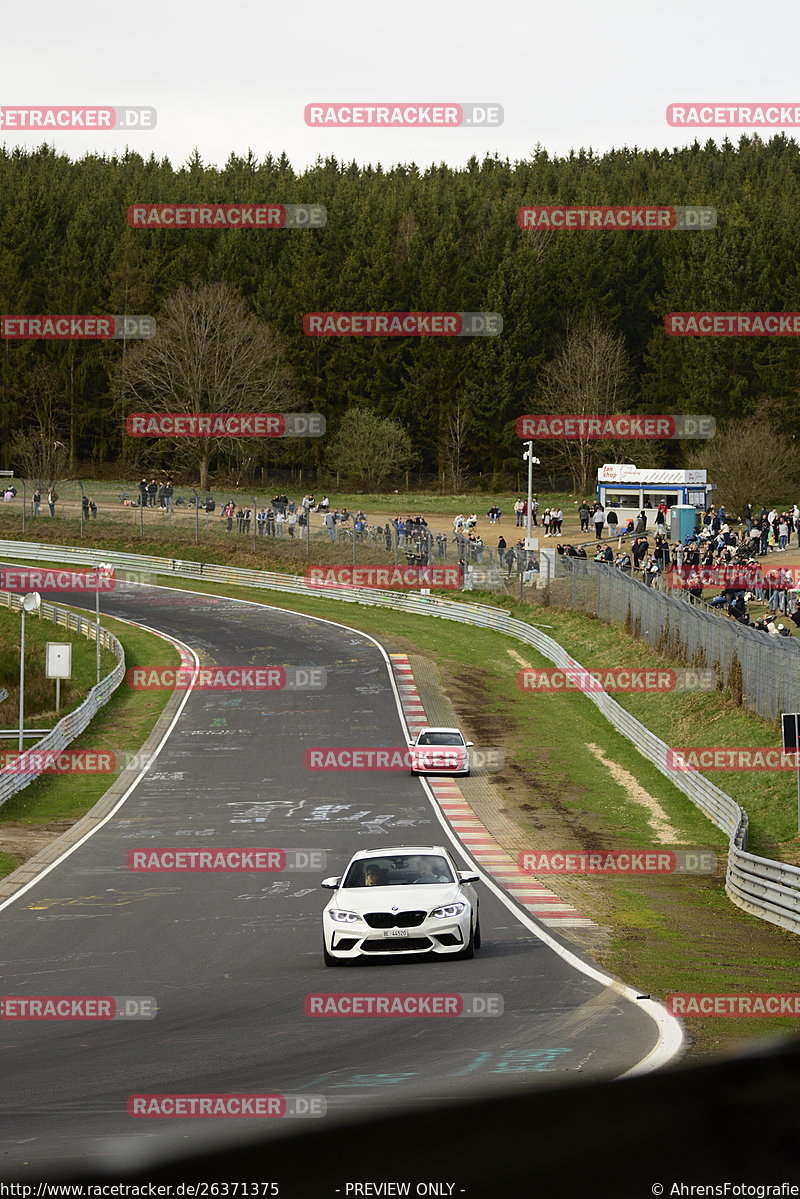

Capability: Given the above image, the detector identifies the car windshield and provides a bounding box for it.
[416,733,464,746]
[342,855,455,887]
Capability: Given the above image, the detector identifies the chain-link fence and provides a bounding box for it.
[544,557,800,722]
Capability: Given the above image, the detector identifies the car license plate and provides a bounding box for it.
[383,929,409,938]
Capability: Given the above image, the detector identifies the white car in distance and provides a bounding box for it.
[409,727,473,776]
[320,845,481,966]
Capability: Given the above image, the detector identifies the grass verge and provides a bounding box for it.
[0,612,180,867]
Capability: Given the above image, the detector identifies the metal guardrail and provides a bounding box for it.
[0,539,797,934]
[0,588,125,808]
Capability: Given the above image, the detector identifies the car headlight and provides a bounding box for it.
[431,903,466,918]
[329,909,360,923]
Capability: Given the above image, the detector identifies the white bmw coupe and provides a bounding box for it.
[320,845,481,965]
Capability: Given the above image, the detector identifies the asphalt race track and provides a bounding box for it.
[0,581,675,1183]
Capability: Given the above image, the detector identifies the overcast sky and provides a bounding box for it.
[1,0,798,170]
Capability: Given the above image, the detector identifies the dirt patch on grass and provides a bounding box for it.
[0,821,73,862]
[440,662,609,853]
[586,742,689,844]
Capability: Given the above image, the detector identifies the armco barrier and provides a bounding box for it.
[0,540,797,935]
[0,588,125,808]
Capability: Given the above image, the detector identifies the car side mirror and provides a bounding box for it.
[465,741,474,747]
[320,877,341,889]
[458,872,480,883]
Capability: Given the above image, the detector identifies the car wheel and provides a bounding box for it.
[464,768,471,777]
[323,942,337,967]
[474,918,482,949]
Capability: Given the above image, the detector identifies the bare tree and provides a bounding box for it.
[441,400,469,493]
[324,408,416,490]
[535,313,633,495]
[113,282,297,490]
[9,365,69,486]
[686,419,799,521]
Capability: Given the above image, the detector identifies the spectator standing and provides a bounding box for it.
[531,496,539,527]
[593,506,605,539]
[164,479,174,512]
[779,518,789,550]
[138,479,148,507]
[32,488,41,517]
[236,507,244,533]
[514,498,524,527]
[47,486,58,517]
[243,506,252,534]
[275,509,284,537]
[542,508,552,536]
[744,503,753,533]
[578,502,590,532]
[147,479,158,507]
[82,495,90,520]
[552,507,563,535]
[324,510,336,542]
[606,509,619,536]
[89,498,97,519]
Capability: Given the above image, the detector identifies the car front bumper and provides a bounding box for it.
[324,913,472,958]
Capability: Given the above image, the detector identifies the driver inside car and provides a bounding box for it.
[412,857,449,883]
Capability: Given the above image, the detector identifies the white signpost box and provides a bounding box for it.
[46,642,72,714]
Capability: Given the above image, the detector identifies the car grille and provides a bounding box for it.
[364,911,427,929]
[361,937,432,953]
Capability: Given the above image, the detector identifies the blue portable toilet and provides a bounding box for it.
[670,505,699,542]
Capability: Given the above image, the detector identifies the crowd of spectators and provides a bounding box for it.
[568,501,800,635]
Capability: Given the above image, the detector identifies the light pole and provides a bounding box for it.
[522,443,540,544]
[18,592,41,750]
[95,564,113,684]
